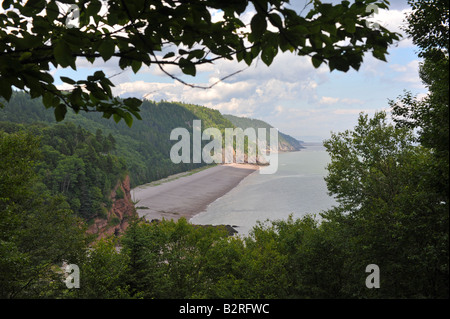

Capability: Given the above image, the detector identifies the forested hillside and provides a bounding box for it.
[1,93,228,187]
[1,93,302,188]
[0,120,127,221]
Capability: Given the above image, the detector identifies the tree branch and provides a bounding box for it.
[152,53,248,91]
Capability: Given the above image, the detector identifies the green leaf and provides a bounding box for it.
[243,50,254,66]
[250,14,267,38]
[6,10,20,21]
[261,46,277,66]
[279,35,294,52]
[131,60,142,73]
[129,109,142,121]
[310,35,323,49]
[119,57,131,70]
[90,86,108,100]
[311,54,323,68]
[2,0,12,10]
[87,0,102,17]
[293,25,309,35]
[269,13,283,29]
[35,71,54,84]
[24,0,46,13]
[343,18,356,33]
[372,50,387,62]
[54,103,67,122]
[60,76,76,85]
[179,58,196,76]
[329,56,349,72]
[308,24,321,34]
[123,112,133,127]
[42,92,54,108]
[54,41,73,68]
[99,80,113,98]
[163,52,175,59]
[113,113,121,124]
[188,49,205,60]
[124,97,142,109]
[0,79,12,100]
[69,87,84,106]
[93,70,105,81]
[98,39,115,61]
[46,0,59,21]
[322,22,337,36]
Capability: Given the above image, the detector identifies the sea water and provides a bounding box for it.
[190,145,337,236]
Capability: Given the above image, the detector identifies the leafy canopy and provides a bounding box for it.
[391,0,449,199]
[0,0,399,124]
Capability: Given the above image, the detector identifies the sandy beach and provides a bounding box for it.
[131,164,259,222]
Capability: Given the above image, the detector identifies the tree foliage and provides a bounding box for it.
[0,118,127,220]
[390,0,448,238]
[323,112,448,298]
[0,0,399,123]
[0,130,86,298]
[403,0,449,59]
[121,217,231,299]
[1,0,447,300]
[67,237,131,298]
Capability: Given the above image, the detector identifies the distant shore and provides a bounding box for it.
[131,164,259,223]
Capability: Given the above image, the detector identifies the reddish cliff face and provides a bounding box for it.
[87,175,137,240]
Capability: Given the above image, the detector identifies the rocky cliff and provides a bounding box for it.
[87,175,137,240]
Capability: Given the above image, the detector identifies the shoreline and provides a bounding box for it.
[131,164,259,223]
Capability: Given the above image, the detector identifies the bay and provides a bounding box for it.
[190,145,338,236]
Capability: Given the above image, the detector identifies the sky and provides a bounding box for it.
[51,0,427,142]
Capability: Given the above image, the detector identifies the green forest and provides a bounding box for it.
[1,120,126,220]
[0,93,231,187]
[1,68,448,299]
[0,0,448,300]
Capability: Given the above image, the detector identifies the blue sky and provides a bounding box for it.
[53,0,428,142]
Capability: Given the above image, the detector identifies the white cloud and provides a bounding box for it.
[111,49,327,116]
[47,1,424,141]
[333,108,379,115]
[373,8,414,48]
[318,96,364,106]
[390,60,423,88]
[319,97,340,105]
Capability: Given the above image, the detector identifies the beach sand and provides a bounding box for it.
[131,164,259,222]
